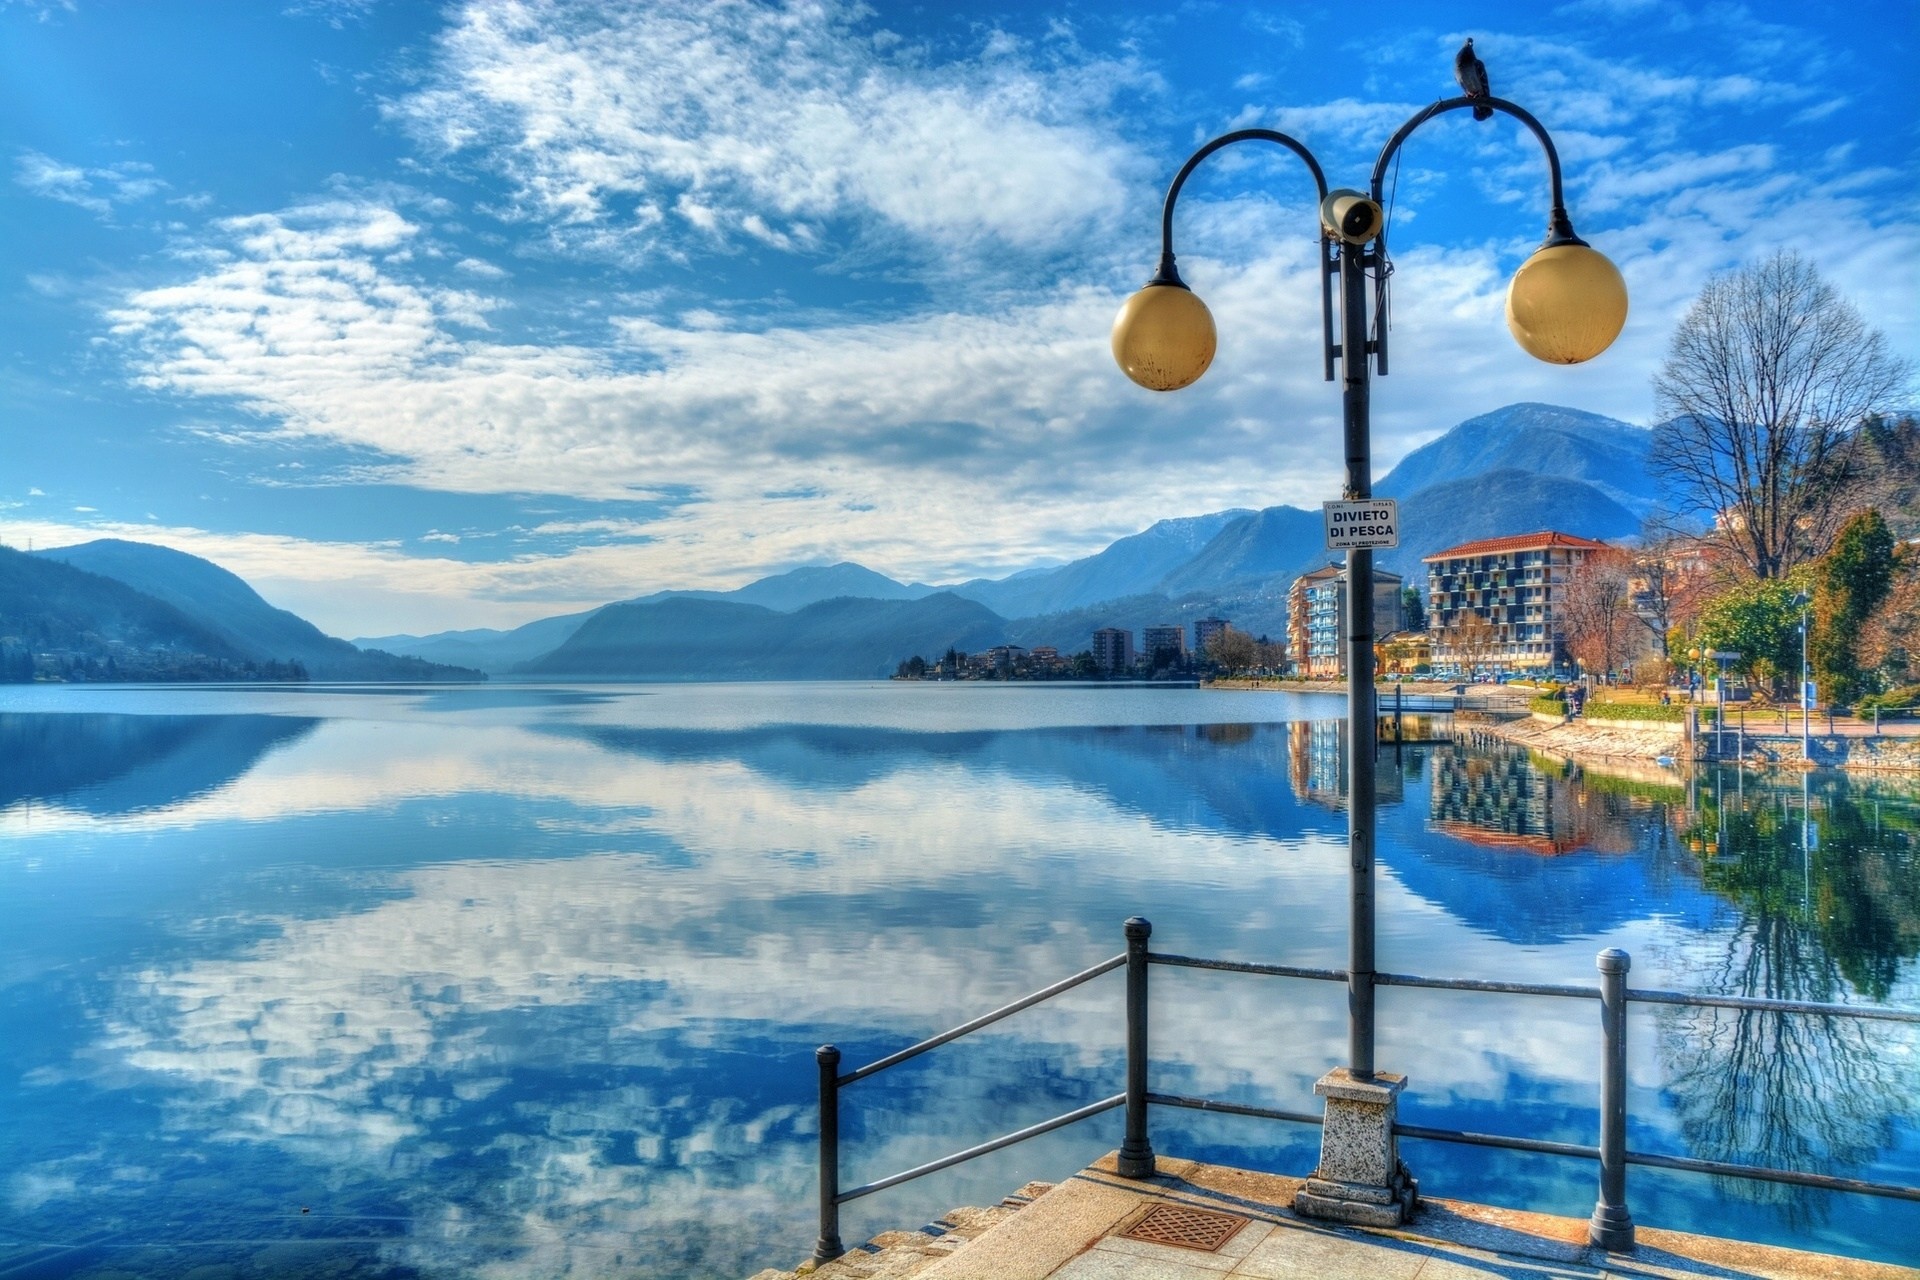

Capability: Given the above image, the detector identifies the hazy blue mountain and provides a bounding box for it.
[1377,403,1655,514]
[1154,506,1326,598]
[947,510,1253,618]
[355,609,601,673]
[34,539,480,681]
[1377,469,1642,580]
[1,546,251,678]
[639,561,931,612]
[518,592,1007,679]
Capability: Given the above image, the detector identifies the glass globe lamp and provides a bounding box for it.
[1111,282,1216,392]
[1506,243,1628,365]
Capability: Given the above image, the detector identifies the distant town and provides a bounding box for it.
[896,518,1911,708]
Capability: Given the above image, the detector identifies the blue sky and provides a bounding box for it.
[2,0,1915,637]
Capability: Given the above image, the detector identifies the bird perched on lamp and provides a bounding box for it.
[1454,38,1492,120]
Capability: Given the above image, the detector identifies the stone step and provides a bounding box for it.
[745,1182,1056,1280]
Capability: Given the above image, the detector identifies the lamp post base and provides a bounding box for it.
[1293,1068,1418,1227]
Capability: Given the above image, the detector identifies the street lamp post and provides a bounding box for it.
[1112,57,1625,1233]
[1796,593,1812,758]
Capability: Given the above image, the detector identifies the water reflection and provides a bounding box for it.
[0,712,317,815]
[0,690,1914,1278]
[1656,769,1920,1225]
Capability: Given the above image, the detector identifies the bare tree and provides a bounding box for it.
[1205,626,1257,674]
[1442,610,1499,677]
[1650,252,1912,580]
[1630,531,1715,657]
[1562,547,1640,675]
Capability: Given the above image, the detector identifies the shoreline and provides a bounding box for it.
[1204,678,1920,774]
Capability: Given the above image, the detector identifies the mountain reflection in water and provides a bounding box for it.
[0,686,1913,1278]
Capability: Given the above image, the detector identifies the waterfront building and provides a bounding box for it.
[1141,625,1186,664]
[1285,564,1405,678]
[1423,531,1610,674]
[1091,628,1134,674]
[980,645,1028,675]
[1193,616,1230,656]
[1376,630,1433,676]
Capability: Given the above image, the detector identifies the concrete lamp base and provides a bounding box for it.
[1293,1068,1419,1228]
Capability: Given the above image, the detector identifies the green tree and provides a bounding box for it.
[1810,509,1895,704]
[1695,576,1807,691]
[1400,587,1426,634]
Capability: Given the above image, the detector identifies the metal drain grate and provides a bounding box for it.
[1118,1203,1248,1252]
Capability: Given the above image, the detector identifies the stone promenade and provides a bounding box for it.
[752,1152,1917,1280]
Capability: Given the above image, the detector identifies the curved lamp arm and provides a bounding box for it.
[1150,128,1331,286]
[1370,95,1582,247]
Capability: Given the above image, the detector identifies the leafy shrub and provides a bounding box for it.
[1857,684,1920,718]
[1530,695,1569,717]
[1584,699,1686,723]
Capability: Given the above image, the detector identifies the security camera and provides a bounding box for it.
[1320,189,1384,244]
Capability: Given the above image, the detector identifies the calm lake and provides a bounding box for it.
[1,682,1916,1278]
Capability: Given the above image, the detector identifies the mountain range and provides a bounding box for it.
[1,402,1657,682]
[4,541,481,683]
[363,402,1656,675]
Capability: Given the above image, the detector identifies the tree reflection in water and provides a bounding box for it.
[1664,769,1920,1225]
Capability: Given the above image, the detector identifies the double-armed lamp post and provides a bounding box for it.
[1111,58,1627,1226]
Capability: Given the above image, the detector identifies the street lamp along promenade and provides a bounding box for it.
[1111,54,1627,1235]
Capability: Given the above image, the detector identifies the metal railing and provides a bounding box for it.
[810,918,1920,1264]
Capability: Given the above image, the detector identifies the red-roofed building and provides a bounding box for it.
[1423,531,1612,674]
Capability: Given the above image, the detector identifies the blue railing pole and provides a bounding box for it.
[1118,917,1156,1178]
[813,1044,845,1264]
[1590,949,1635,1252]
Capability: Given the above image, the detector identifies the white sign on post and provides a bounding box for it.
[1323,498,1400,551]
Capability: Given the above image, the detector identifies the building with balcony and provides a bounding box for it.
[1423,531,1611,674]
[1091,628,1134,674]
[1193,616,1230,657]
[1141,625,1186,665]
[1285,564,1405,678]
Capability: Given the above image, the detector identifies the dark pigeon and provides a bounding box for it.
[1455,38,1493,120]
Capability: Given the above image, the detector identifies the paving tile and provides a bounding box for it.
[1412,1242,1605,1279]
[1229,1222,1432,1280]
[1050,1248,1240,1280]
[1088,1235,1242,1272]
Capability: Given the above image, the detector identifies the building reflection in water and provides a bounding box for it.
[1285,720,1405,810]
[1425,741,1649,857]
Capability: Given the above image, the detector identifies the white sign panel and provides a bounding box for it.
[1323,498,1400,550]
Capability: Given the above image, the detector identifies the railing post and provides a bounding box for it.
[1590,949,1634,1252]
[1118,917,1156,1178]
[813,1045,845,1264]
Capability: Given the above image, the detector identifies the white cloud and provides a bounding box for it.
[385,0,1146,264]
[14,149,166,216]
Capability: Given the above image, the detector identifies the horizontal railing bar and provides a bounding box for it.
[835,1094,1125,1204]
[839,954,1127,1086]
[1624,1149,1920,1201]
[1377,972,1597,1000]
[1624,988,1920,1023]
[1151,954,1920,1025]
[1149,953,1346,982]
[1146,1092,1323,1126]
[1394,1122,1599,1161]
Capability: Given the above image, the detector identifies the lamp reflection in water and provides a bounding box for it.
[1110,50,1626,1232]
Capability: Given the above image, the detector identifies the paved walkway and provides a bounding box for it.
[899,1153,1916,1280]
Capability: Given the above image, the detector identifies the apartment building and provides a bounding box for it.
[1423,531,1610,673]
[1285,564,1405,678]
[1141,625,1186,663]
[1091,627,1135,673]
[1193,616,1230,656]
